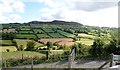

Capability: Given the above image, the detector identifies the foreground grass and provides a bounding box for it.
[2,51,45,60]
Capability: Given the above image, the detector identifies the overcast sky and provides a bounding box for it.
[0,0,119,27]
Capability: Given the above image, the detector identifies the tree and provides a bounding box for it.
[106,30,120,54]
[46,41,53,60]
[89,38,104,57]
[72,44,79,55]
[73,37,80,41]
[19,45,24,51]
[46,41,53,50]
[25,41,36,51]
[2,32,16,40]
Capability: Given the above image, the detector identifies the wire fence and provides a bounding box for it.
[2,49,76,69]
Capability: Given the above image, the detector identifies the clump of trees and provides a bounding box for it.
[2,32,16,40]
[72,43,90,59]
[46,41,53,50]
[89,38,105,57]
[46,41,53,59]
[25,41,36,51]
[105,30,120,55]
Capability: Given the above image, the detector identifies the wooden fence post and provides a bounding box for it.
[110,53,114,67]
[68,55,72,68]
[31,57,33,70]
[4,59,7,68]
[68,48,75,68]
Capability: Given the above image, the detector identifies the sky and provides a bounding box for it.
[0,0,119,27]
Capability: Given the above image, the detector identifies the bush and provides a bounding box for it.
[25,41,36,51]
[19,45,24,51]
[6,49,10,52]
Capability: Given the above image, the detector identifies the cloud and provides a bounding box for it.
[38,0,118,27]
[12,1,25,13]
[0,0,25,23]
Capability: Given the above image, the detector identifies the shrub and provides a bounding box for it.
[25,41,36,51]
[6,49,10,52]
[19,45,24,51]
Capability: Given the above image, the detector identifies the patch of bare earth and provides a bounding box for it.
[38,38,74,46]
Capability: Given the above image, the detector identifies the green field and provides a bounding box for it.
[37,34,50,38]
[2,51,45,59]
[19,30,33,34]
[0,46,17,52]
[16,34,36,39]
[14,39,44,49]
[78,33,96,39]
[57,30,74,38]
[0,40,13,45]
[42,28,55,33]
[49,33,64,38]
[20,28,31,30]
[33,29,44,33]
[20,26,30,28]
[77,38,94,46]
[49,50,64,55]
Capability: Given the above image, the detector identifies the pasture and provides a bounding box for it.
[18,30,33,34]
[77,38,94,46]
[20,26,30,29]
[14,39,44,49]
[33,29,44,33]
[57,30,74,38]
[2,51,45,59]
[16,34,36,39]
[78,33,96,39]
[0,40,13,45]
[0,46,17,52]
[37,34,50,38]
[49,33,64,38]
[42,28,55,33]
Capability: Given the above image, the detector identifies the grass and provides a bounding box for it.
[78,33,96,39]
[0,40,13,45]
[2,51,45,59]
[14,39,44,49]
[0,46,17,52]
[20,28,31,30]
[42,28,55,33]
[19,30,33,34]
[16,34,36,39]
[49,50,64,55]
[20,26,30,28]
[76,38,94,46]
[57,30,74,38]
[33,29,44,33]
[49,33,64,38]
[37,34,50,38]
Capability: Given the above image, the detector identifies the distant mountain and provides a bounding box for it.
[28,20,83,25]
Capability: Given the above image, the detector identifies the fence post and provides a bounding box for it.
[31,57,33,70]
[110,53,114,67]
[22,54,23,62]
[68,55,72,68]
[4,59,7,68]
[68,48,75,68]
